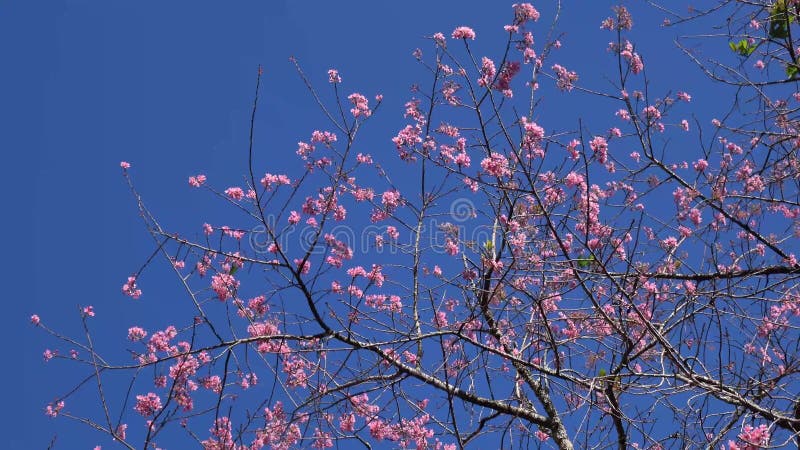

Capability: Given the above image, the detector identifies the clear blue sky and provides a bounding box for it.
[2,1,733,448]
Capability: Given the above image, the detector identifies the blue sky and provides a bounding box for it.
[2,1,739,448]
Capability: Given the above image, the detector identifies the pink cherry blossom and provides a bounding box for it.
[451,26,476,40]
[188,174,207,187]
[328,69,341,83]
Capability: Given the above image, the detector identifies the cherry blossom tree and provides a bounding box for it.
[33,2,800,449]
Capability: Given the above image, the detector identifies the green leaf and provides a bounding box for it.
[769,22,789,39]
[229,265,239,275]
[599,368,607,377]
[729,40,754,57]
[769,0,791,39]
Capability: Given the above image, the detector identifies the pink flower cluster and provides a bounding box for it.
[392,124,422,161]
[310,130,337,145]
[552,64,578,91]
[348,93,371,118]
[367,414,435,449]
[589,136,609,164]
[134,392,162,417]
[327,69,341,83]
[451,26,476,40]
[481,152,511,177]
[121,276,142,299]
[600,6,633,30]
[512,3,540,25]
[493,61,521,97]
[260,173,291,190]
[477,57,496,88]
[45,400,64,417]
[224,186,244,200]
[201,417,235,449]
[619,40,644,74]
[727,424,770,449]
[188,174,207,187]
[211,273,239,301]
[381,189,402,211]
[128,326,147,341]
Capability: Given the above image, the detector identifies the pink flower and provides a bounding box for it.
[294,258,311,274]
[552,64,578,91]
[564,172,585,188]
[737,424,770,448]
[680,119,689,131]
[642,105,661,122]
[589,136,609,164]
[311,130,337,144]
[260,173,291,189]
[445,238,459,256]
[693,159,708,171]
[134,393,162,417]
[200,375,223,393]
[435,311,449,328]
[328,69,341,83]
[386,226,399,240]
[288,210,301,225]
[128,326,147,341]
[392,125,422,158]
[119,161,131,169]
[312,428,333,449]
[381,190,402,211]
[115,424,127,440]
[512,3,540,24]
[432,32,446,46]
[477,57,496,88]
[629,53,644,74]
[224,187,244,200]
[451,26,476,40]
[43,349,55,361]
[211,273,239,301]
[348,93,371,118]
[45,400,64,417]
[30,314,40,325]
[188,174,207,187]
[122,276,142,299]
[366,264,385,287]
[677,91,691,102]
[480,152,511,177]
[661,236,678,250]
[347,266,368,278]
[340,413,356,432]
[82,305,95,317]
